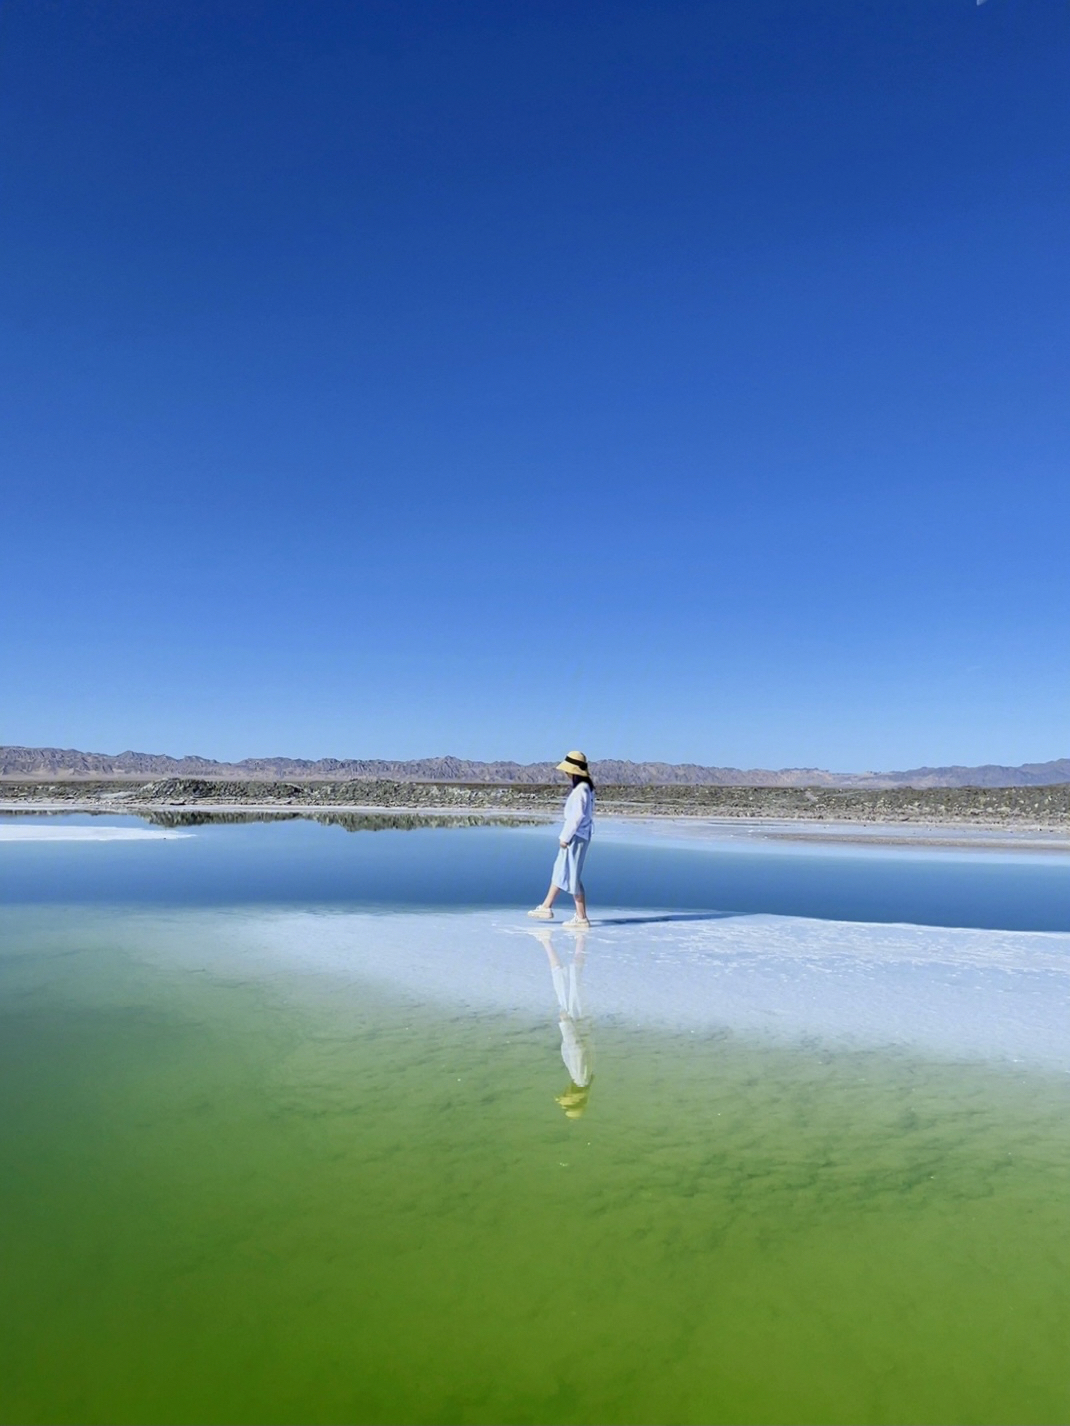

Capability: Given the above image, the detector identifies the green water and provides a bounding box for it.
[3,910,1070,1424]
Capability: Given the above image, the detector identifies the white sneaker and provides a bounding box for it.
[562,916,590,929]
[526,907,554,920]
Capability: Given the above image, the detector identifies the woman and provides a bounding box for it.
[527,750,595,927]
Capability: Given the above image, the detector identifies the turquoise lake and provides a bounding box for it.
[2,815,1070,1424]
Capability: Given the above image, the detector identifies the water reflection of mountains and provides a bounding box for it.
[142,810,547,833]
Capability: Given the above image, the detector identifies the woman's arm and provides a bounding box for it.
[559,785,587,845]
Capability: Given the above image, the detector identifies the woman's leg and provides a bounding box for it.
[539,883,561,910]
[573,882,587,921]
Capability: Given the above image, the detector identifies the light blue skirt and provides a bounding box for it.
[551,836,590,894]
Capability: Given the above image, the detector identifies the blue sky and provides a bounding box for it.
[2,0,1068,770]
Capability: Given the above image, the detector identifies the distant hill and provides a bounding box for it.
[3,745,1069,788]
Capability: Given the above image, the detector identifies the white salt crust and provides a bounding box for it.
[0,825,191,841]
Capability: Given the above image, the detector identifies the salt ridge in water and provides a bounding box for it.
[126,906,1070,1073]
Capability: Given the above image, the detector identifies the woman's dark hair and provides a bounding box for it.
[570,771,595,790]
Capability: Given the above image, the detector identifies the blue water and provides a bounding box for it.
[2,814,1070,931]
[5,814,1070,1425]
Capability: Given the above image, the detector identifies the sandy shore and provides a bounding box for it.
[595,815,1070,854]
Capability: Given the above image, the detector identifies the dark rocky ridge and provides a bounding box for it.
[3,745,1070,789]
[4,777,1070,829]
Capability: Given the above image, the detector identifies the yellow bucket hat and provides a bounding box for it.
[555,1080,593,1118]
[556,750,590,776]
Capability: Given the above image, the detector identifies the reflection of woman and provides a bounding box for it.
[530,927,593,1118]
[527,751,595,928]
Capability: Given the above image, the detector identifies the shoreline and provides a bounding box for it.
[3,798,1070,853]
[595,815,1070,854]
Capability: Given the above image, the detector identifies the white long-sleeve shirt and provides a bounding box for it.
[559,782,594,844]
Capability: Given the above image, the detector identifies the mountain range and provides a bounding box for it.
[3,746,1070,788]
